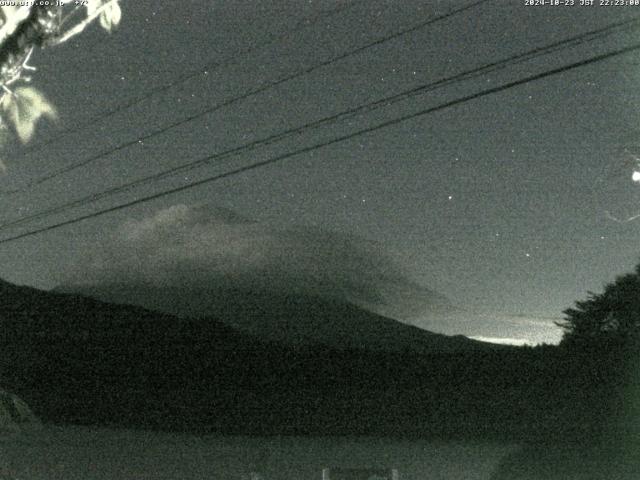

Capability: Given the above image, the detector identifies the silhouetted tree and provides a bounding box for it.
[554,262,640,448]
[489,264,640,480]
[557,262,640,351]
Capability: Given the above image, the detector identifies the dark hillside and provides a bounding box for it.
[0,278,611,441]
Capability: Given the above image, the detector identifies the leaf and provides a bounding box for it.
[0,6,32,45]
[85,0,100,15]
[99,1,121,32]
[0,87,57,144]
[86,0,121,33]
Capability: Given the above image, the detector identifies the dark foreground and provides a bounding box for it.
[1,280,639,479]
[0,426,513,480]
[3,426,639,480]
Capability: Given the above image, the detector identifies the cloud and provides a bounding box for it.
[59,204,564,345]
[61,204,447,319]
[475,312,563,344]
[411,309,564,345]
[469,336,532,346]
[487,312,563,327]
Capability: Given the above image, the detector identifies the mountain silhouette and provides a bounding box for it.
[0,277,546,438]
[56,279,482,354]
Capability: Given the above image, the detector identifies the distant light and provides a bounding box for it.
[633,171,640,183]
[469,336,531,346]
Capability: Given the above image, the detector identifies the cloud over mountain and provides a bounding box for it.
[61,204,451,321]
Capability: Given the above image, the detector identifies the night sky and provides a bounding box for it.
[1,0,640,345]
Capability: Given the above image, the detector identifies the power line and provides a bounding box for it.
[4,0,370,161]
[2,0,492,193]
[1,16,638,232]
[1,40,638,245]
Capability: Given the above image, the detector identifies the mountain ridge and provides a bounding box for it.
[54,280,487,354]
[0,277,535,437]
